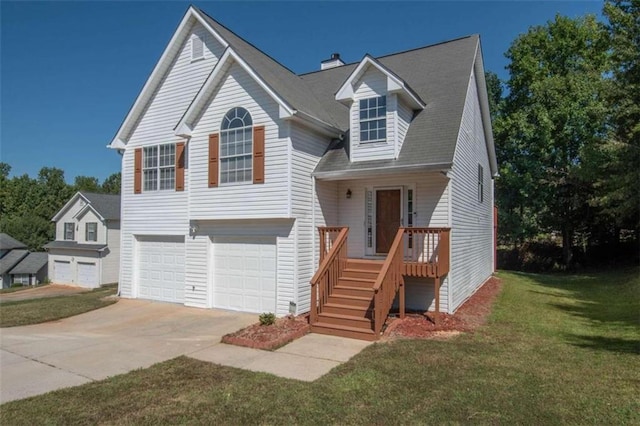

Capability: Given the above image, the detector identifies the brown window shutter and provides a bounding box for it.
[175,142,185,191]
[208,133,219,187]
[253,126,265,184]
[134,148,142,194]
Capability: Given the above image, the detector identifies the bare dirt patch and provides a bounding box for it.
[221,315,310,350]
[383,276,502,340]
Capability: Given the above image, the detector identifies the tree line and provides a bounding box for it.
[489,0,638,269]
[0,163,120,251]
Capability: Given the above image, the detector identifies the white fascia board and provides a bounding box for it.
[313,162,452,181]
[335,56,426,110]
[473,42,499,177]
[51,192,87,222]
[108,7,229,149]
[174,47,295,137]
[287,110,343,138]
[73,204,106,223]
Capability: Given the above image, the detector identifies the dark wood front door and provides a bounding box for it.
[376,189,401,254]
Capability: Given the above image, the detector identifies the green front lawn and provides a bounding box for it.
[1,269,638,424]
[0,285,117,327]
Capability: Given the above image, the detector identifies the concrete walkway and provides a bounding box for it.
[0,299,371,404]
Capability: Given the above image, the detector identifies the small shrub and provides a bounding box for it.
[259,312,276,326]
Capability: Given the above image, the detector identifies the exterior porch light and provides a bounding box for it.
[346,189,352,199]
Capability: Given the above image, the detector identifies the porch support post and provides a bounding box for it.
[399,278,405,319]
[434,277,440,325]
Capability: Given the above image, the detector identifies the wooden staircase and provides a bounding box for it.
[311,259,382,341]
[310,226,451,341]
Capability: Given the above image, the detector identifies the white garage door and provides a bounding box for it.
[213,237,276,313]
[77,262,98,287]
[54,260,72,284]
[137,236,185,303]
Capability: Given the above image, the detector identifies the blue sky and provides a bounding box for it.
[1,1,603,183]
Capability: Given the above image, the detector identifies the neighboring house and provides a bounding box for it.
[0,234,29,288]
[108,6,496,340]
[44,192,121,288]
[9,252,48,286]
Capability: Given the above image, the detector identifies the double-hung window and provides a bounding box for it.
[143,144,175,191]
[220,107,253,184]
[359,95,387,142]
[64,223,74,240]
[86,223,97,242]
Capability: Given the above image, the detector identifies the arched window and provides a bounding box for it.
[220,107,253,184]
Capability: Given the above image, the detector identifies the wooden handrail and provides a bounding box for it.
[372,227,406,335]
[318,226,346,263]
[402,227,451,277]
[310,227,349,325]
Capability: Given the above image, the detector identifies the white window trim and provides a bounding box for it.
[143,143,176,192]
[64,222,75,241]
[86,222,98,242]
[219,108,253,185]
[359,95,387,144]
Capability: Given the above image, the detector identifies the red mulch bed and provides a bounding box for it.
[221,315,310,351]
[383,276,503,340]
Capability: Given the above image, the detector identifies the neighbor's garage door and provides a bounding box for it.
[137,236,185,303]
[213,237,276,313]
[54,260,72,284]
[77,262,98,287]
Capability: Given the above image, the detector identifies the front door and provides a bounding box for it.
[376,189,401,254]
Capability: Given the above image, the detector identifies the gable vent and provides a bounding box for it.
[191,34,204,60]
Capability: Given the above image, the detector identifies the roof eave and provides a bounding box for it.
[313,162,452,181]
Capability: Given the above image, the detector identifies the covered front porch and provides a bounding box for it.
[310,171,452,340]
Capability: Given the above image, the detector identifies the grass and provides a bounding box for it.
[0,283,49,294]
[1,269,638,424]
[0,285,117,327]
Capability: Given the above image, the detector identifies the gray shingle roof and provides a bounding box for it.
[80,192,121,220]
[196,7,341,129]
[9,252,48,275]
[302,35,479,175]
[0,234,27,250]
[43,241,108,251]
[0,249,29,275]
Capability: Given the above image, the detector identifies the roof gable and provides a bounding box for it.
[0,233,27,250]
[52,192,120,222]
[335,55,426,109]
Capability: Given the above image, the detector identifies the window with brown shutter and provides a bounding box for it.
[208,133,219,187]
[175,142,185,191]
[253,125,265,184]
[134,148,142,194]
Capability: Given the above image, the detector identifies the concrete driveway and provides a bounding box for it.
[0,299,255,403]
[0,284,88,303]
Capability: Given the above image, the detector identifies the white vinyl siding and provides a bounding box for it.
[450,68,494,312]
[290,123,332,314]
[191,33,204,61]
[332,172,451,313]
[187,62,290,220]
[396,98,413,157]
[350,67,396,162]
[119,21,223,298]
[102,222,120,284]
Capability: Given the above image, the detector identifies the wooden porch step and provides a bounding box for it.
[345,259,384,272]
[317,312,373,329]
[341,268,380,280]
[327,294,374,309]
[332,285,375,298]
[311,322,377,341]
[337,276,376,289]
[322,302,372,317]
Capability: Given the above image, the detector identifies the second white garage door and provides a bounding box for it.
[137,236,185,304]
[212,237,276,313]
[77,262,98,288]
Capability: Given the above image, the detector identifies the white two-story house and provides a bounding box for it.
[108,6,497,340]
[45,192,121,288]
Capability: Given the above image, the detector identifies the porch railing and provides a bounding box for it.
[402,227,451,277]
[318,226,346,264]
[372,228,406,335]
[310,227,349,324]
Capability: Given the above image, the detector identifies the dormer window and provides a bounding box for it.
[359,96,386,142]
[191,34,204,61]
[64,223,75,240]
